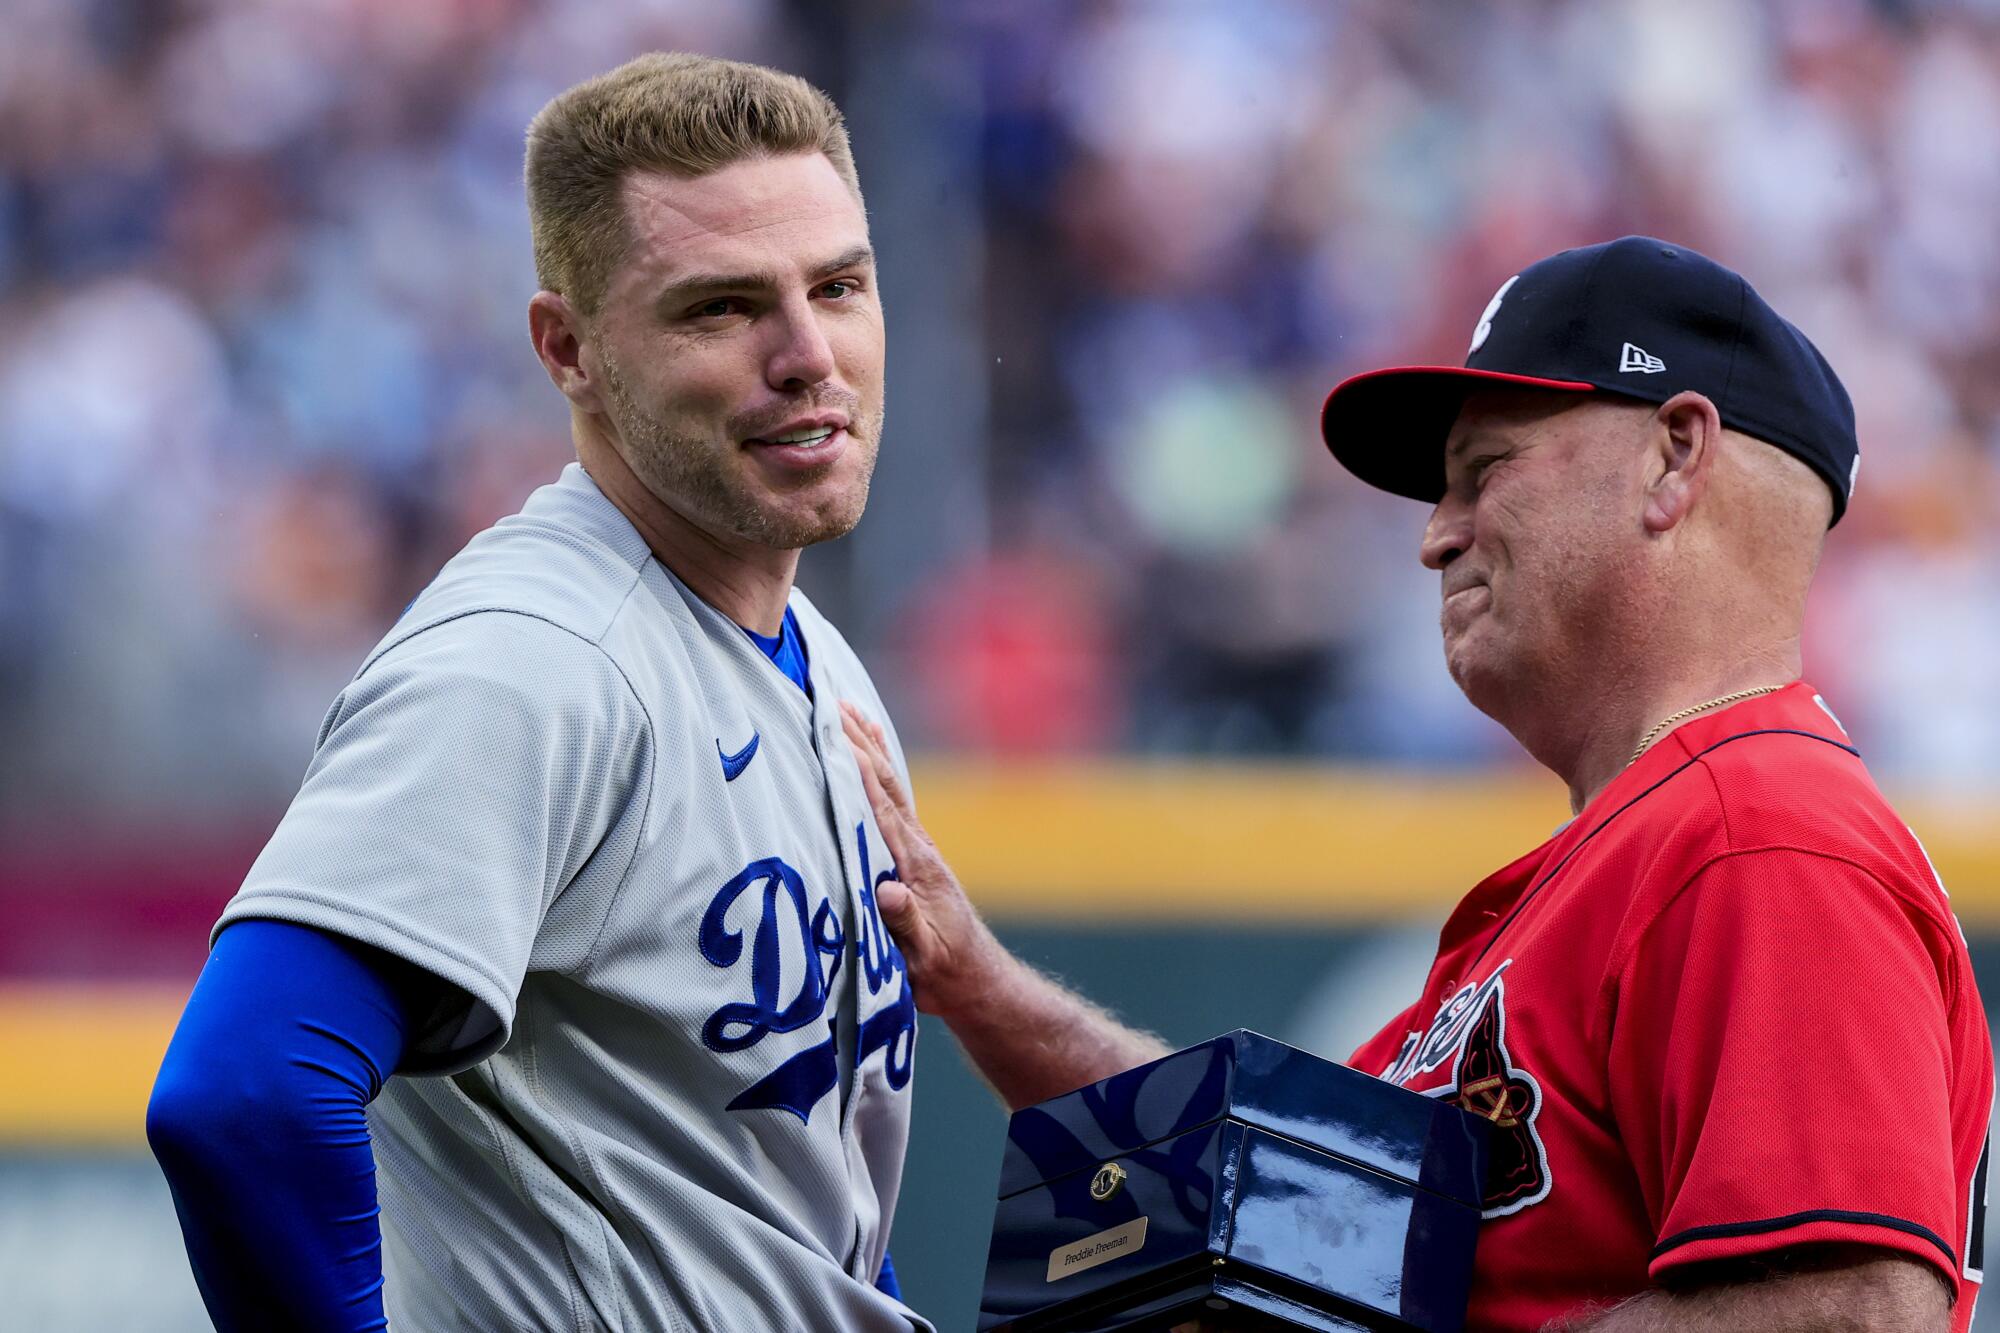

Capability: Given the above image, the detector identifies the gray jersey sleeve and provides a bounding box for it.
[218,610,653,1071]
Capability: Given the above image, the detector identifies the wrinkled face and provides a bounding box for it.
[1420,390,1646,713]
[587,153,885,550]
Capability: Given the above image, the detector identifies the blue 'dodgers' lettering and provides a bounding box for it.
[727,1018,842,1119]
[699,857,844,1053]
[855,828,916,1090]
[699,836,919,1122]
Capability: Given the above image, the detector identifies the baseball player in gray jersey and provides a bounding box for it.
[148,54,924,1332]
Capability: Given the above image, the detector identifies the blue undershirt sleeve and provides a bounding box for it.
[147,918,440,1333]
[875,1248,902,1299]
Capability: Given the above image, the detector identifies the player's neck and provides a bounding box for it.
[576,436,797,636]
[646,523,797,637]
[1559,646,1803,815]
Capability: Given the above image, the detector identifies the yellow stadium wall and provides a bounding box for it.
[6,759,1999,1149]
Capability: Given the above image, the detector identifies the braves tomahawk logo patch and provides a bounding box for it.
[1381,962,1552,1217]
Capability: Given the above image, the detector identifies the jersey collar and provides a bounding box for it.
[1594,680,1850,819]
[527,462,657,572]
[1431,683,1849,961]
[1432,683,1847,959]
[1634,680,1845,771]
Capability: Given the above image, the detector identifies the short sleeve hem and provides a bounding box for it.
[1650,1209,1961,1294]
[215,892,517,1075]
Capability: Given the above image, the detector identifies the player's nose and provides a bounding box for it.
[765,298,837,392]
[1421,496,1471,571]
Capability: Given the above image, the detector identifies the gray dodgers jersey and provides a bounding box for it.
[218,463,928,1332]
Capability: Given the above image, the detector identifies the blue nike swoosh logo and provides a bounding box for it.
[718,731,760,782]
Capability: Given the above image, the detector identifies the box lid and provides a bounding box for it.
[996,1029,1487,1208]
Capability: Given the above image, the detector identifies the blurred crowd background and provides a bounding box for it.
[12,0,2000,834]
[8,0,2000,1326]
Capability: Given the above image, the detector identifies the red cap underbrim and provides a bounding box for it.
[1319,365,1597,503]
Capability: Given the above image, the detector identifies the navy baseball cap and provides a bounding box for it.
[1319,236,1860,524]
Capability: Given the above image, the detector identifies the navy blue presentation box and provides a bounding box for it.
[978,1030,1489,1332]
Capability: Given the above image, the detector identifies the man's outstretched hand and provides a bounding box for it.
[840,702,1170,1110]
[841,700,1003,1020]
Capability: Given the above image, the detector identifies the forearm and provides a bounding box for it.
[153,1096,391,1333]
[938,937,1169,1111]
[148,920,424,1333]
[1547,1252,1951,1333]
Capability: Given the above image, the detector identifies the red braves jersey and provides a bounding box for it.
[1350,683,1993,1330]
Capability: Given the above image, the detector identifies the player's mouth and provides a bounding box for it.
[744,416,849,475]
[1441,582,1490,632]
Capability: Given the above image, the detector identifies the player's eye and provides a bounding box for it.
[818,279,856,300]
[689,298,742,319]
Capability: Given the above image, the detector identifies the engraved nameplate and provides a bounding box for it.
[1045,1217,1149,1283]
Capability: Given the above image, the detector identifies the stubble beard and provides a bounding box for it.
[599,356,883,551]
[1443,626,1503,721]
[1446,562,1615,744]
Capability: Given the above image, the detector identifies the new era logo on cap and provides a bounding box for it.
[1619,342,1665,374]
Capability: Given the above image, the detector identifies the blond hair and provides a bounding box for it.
[525,52,861,315]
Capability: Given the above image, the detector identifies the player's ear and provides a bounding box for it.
[528,291,606,413]
[1640,390,1722,534]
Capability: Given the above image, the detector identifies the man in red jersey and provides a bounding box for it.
[842,236,1992,1331]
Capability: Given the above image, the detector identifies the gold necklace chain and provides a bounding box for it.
[1629,685,1785,765]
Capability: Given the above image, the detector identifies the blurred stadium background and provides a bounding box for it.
[6,0,2000,1327]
